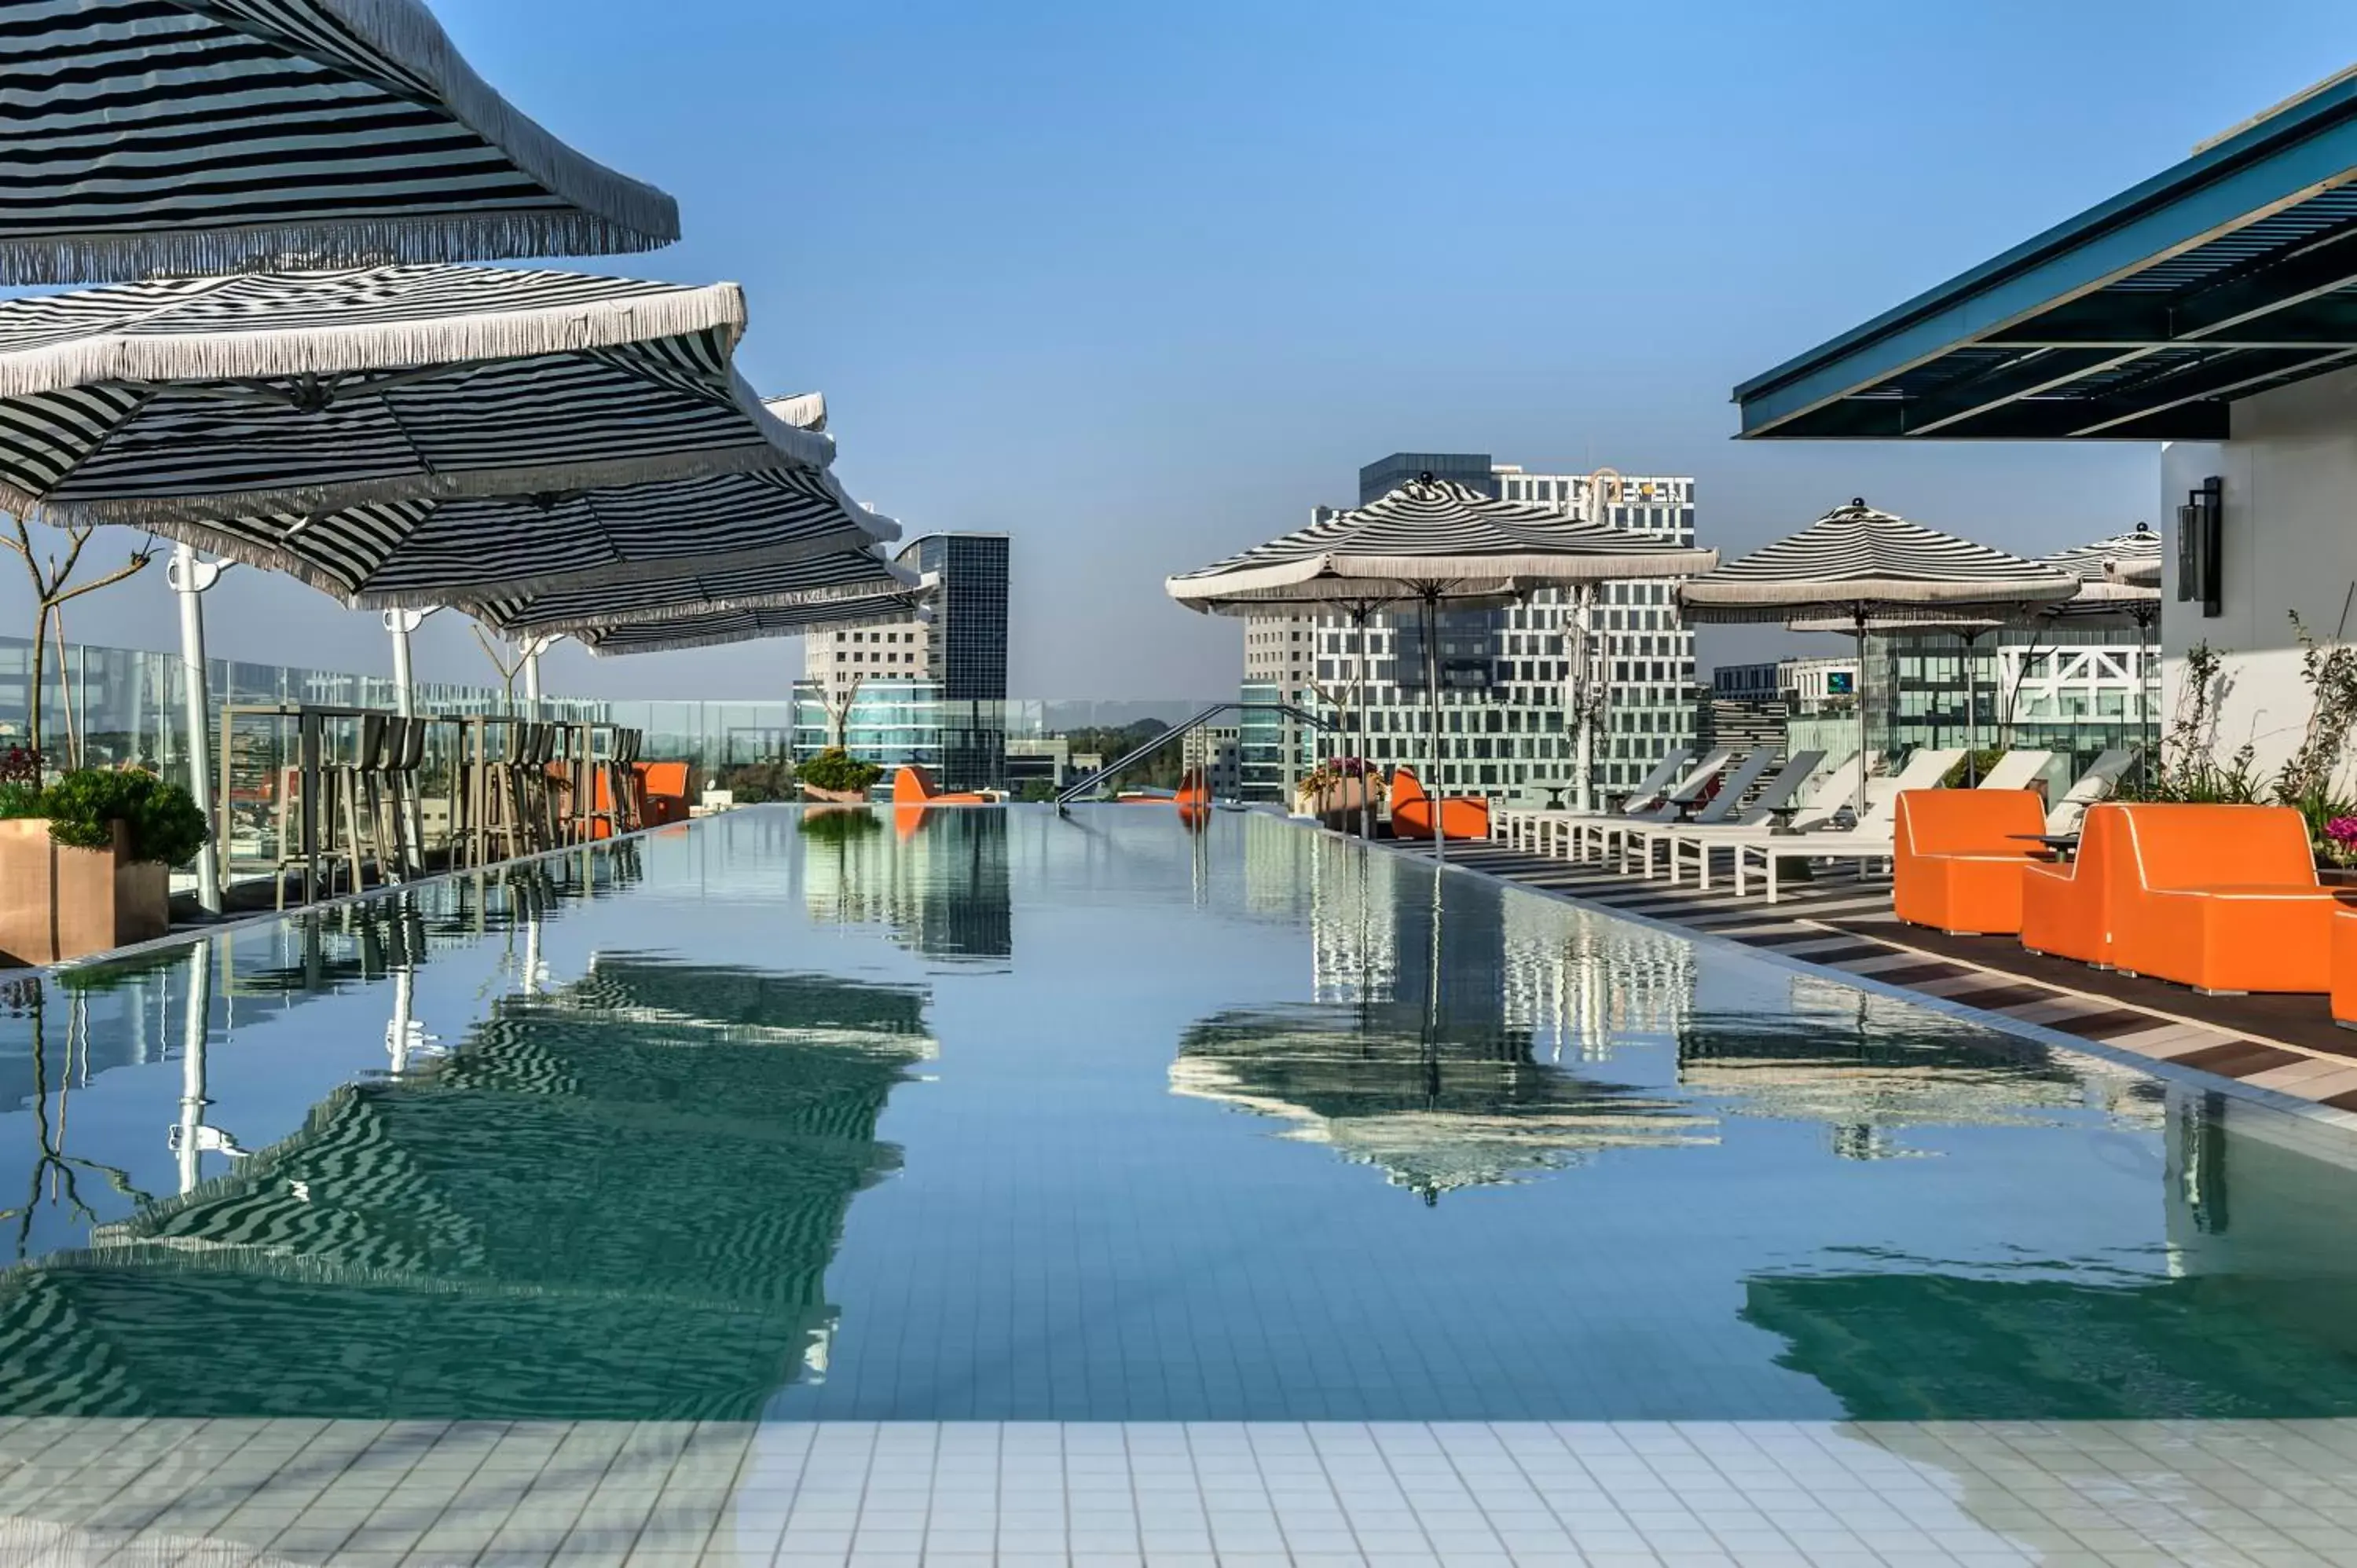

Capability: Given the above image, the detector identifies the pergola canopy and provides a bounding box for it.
[0,0,679,284]
[1735,67,2357,440]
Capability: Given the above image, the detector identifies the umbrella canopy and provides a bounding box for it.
[1684,501,2076,805]
[0,264,830,528]
[0,0,677,285]
[2046,522,2163,585]
[1165,478,1716,607]
[176,465,897,606]
[1679,500,2077,625]
[578,591,933,657]
[467,547,920,636]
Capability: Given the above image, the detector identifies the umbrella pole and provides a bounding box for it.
[1853,610,1870,819]
[1571,583,1594,815]
[1355,605,1372,842]
[1964,628,1980,784]
[168,544,225,916]
[176,941,210,1196]
[1424,589,1446,863]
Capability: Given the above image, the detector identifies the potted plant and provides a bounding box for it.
[1295,757,1384,832]
[797,747,883,804]
[0,767,207,966]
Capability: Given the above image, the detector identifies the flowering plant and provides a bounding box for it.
[2328,815,2357,863]
[1299,757,1385,800]
[0,745,42,787]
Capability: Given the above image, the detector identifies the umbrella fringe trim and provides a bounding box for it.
[344,533,908,613]
[0,214,672,290]
[468,573,927,638]
[0,283,750,404]
[585,603,934,657]
[300,0,680,248]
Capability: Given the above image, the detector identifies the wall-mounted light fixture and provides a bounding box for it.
[2177,475,2223,618]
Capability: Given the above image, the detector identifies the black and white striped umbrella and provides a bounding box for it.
[1678,500,2077,625]
[467,546,919,636]
[578,592,933,657]
[1165,478,1717,607]
[182,464,896,607]
[0,0,678,285]
[0,265,831,532]
[1685,501,2076,804]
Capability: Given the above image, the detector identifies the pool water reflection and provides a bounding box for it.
[0,808,2353,1422]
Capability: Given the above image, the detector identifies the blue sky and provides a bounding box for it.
[10,0,2355,698]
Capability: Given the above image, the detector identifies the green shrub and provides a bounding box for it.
[721,759,796,804]
[0,781,42,819]
[1015,779,1057,803]
[797,748,882,795]
[26,769,209,865]
[1940,748,2009,789]
[797,808,882,843]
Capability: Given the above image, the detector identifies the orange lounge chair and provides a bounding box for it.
[2020,803,2128,965]
[1389,768,1489,842]
[633,761,691,826]
[1892,789,2047,936]
[2111,804,2345,995]
[2333,910,2357,1028]
[1116,768,1208,805]
[892,764,991,806]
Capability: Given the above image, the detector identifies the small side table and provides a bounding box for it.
[2011,832,2080,862]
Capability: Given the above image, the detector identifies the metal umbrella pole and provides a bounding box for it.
[1421,586,1446,863]
[1570,583,1595,815]
[1849,607,1871,818]
[168,544,225,915]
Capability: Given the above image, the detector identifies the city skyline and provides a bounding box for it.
[1,2,2347,701]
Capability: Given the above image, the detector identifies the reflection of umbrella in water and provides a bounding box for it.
[1677,980,2159,1160]
[0,961,933,1419]
[1178,868,1714,1206]
[1743,1265,2357,1420]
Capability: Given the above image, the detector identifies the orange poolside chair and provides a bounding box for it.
[2110,804,2347,995]
[1389,768,1489,842]
[2332,910,2357,1028]
[2020,803,2129,966]
[633,761,691,826]
[892,764,991,806]
[1892,789,2047,936]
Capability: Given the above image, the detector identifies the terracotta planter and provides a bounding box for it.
[801,782,869,804]
[0,819,170,966]
[1295,778,1379,835]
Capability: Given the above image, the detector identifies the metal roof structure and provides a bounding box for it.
[1734,66,2357,440]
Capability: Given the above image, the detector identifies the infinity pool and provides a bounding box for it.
[1,806,2352,1423]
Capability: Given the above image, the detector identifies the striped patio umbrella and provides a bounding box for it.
[1168,477,1718,847]
[464,546,919,636]
[0,0,677,286]
[1681,500,2077,808]
[577,591,933,657]
[0,265,829,529]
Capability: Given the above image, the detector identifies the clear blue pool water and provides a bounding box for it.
[0,805,2353,1423]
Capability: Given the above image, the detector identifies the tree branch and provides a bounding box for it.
[46,549,152,609]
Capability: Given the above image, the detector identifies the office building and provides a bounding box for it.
[1712,656,1859,713]
[1237,611,1316,802]
[1269,453,1699,807]
[795,532,1011,791]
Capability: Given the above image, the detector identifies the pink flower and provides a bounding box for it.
[2326,815,2357,846]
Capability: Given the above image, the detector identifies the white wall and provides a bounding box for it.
[2160,362,2357,785]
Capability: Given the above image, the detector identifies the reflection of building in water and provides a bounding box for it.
[1237,811,1321,923]
[800,808,1012,964]
[0,958,933,1420]
[1307,842,1695,1062]
[1744,1088,2357,1422]
[1174,1004,1714,1202]
[1679,975,2163,1159]
[1500,896,1694,1061]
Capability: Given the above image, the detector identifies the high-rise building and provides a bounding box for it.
[1237,610,1316,801]
[796,532,1011,791]
[1257,454,1699,807]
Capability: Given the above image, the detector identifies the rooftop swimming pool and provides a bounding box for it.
[0,805,2352,1424]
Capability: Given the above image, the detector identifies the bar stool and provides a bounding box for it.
[589,727,641,839]
[477,720,532,866]
[376,716,429,877]
[321,713,390,896]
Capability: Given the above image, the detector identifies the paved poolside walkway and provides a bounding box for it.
[1441,841,2357,1130]
[7,1415,2357,1567]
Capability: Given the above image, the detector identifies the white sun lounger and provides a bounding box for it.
[1727,748,1967,902]
[1620,749,1780,877]
[2047,749,2137,833]
[1650,749,1834,887]
[1497,749,1690,853]
[1580,748,1741,863]
[1974,749,2055,793]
